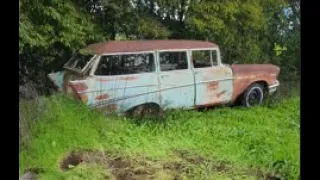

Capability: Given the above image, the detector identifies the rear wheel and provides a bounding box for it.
[240,83,264,107]
[129,104,164,119]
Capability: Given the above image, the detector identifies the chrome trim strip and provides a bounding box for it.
[268,80,280,89]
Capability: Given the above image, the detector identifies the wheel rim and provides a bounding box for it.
[245,87,263,107]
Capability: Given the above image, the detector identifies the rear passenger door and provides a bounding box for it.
[92,52,160,112]
[157,50,195,109]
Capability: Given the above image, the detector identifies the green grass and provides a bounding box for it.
[19,94,300,180]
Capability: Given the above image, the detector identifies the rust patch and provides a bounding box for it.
[216,90,226,98]
[207,81,219,90]
[62,71,87,93]
[87,40,217,55]
[96,77,117,82]
[231,64,280,76]
[119,76,138,81]
[72,82,88,92]
[79,94,88,104]
[63,72,72,93]
[95,94,110,101]
[230,64,280,102]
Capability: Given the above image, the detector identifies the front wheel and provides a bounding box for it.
[240,83,264,107]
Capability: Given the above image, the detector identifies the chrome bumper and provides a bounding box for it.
[268,80,280,95]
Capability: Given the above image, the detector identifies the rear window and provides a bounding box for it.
[64,53,94,71]
[95,53,155,76]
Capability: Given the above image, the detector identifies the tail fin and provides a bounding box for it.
[47,71,64,91]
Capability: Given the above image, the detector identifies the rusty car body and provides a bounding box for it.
[48,40,280,114]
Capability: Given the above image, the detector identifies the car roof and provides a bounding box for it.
[85,40,218,55]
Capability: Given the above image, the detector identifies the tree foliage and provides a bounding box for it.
[19,0,104,53]
[186,1,278,64]
[19,0,300,93]
[19,0,104,91]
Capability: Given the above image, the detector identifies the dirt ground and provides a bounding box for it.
[57,149,282,180]
[20,149,282,180]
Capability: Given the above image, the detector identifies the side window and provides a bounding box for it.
[94,53,155,76]
[212,50,218,66]
[192,50,212,68]
[159,51,188,71]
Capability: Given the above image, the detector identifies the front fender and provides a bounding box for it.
[232,77,278,102]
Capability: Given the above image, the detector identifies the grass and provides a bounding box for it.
[19,92,300,179]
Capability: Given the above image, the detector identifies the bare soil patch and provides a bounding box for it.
[57,149,283,180]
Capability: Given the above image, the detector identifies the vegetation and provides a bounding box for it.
[19,92,299,179]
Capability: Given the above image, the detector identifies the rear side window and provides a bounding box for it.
[65,53,94,70]
[159,51,188,71]
[191,50,219,68]
[95,53,155,76]
[192,50,212,68]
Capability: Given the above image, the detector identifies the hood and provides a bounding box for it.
[231,64,280,77]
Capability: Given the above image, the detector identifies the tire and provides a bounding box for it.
[129,104,164,119]
[240,83,264,107]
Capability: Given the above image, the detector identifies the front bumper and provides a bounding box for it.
[268,80,280,95]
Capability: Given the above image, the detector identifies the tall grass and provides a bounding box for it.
[19,90,300,179]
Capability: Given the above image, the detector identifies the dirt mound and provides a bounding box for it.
[60,150,179,180]
[58,149,283,180]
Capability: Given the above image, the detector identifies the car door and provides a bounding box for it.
[90,52,160,112]
[192,49,233,107]
[90,55,125,111]
[115,52,160,112]
[157,50,195,109]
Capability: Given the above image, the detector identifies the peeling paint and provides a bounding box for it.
[95,94,109,101]
[72,82,88,92]
[79,94,88,103]
[119,76,139,81]
[217,90,227,98]
[206,81,219,90]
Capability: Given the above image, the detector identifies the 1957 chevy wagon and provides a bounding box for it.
[48,40,280,116]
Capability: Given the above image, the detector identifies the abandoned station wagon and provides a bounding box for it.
[48,40,280,115]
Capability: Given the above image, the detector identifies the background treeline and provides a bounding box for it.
[19,0,300,96]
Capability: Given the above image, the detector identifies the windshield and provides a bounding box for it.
[64,53,94,71]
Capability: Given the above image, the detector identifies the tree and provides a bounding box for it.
[19,0,104,92]
[185,1,271,64]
